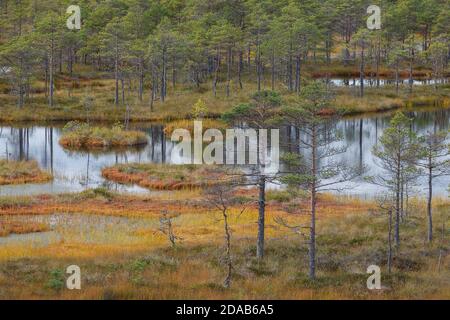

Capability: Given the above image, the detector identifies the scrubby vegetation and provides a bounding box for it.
[163,119,227,136]
[0,160,52,185]
[59,121,148,149]
[0,218,50,237]
[102,164,232,190]
[0,189,447,299]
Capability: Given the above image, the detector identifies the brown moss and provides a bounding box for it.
[0,220,50,237]
[102,164,232,190]
[59,121,148,149]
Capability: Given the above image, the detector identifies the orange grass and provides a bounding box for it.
[0,193,201,218]
[0,219,50,237]
[59,121,148,149]
[0,189,448,300]
[102,164,233,190]
[0,189,376,218]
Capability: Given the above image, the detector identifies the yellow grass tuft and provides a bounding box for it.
[0,160,53,185]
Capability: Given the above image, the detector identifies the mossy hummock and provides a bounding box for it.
[102,163,232,190]
[59,121,148,149]
[0,160,53,185]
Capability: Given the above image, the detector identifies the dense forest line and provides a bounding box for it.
[0,0,449,109]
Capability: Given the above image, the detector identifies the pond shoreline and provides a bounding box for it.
[0,106,448,198]
[0,98,448,126]
[1,103,448,127]
[0,79,449,124]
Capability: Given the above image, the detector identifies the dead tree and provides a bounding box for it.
[376,195,395,274]
[158,210,181,248]
[203,179,243,289]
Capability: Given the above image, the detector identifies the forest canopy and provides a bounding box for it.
[0,0,449,108]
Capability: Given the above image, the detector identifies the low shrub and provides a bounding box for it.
[0,160,53,185]
[102,163,235,190]
[59,121,148,149]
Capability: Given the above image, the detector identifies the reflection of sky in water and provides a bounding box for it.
[324,78,449,87]
[0,125,172,196]
[308,109,450,197]
[0,108,448,198]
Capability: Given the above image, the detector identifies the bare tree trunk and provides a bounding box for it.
[309,124,317,279]
[49,52,54,106]
[138,58,144,102]
[427,164,433,242]
[213,47,219,97]
[172,56,176,90]
[387,209,392,274]
[223,208,232,288]
[325,34,331,65]
[150,83,154,112]
[395,61,399,95]
[44,57,49,98]
[114,36,119,106]
[18,57,24,108]
[226,46,231,97]
[395,164,401,248]
[256,33,261,92]
[376,36,381,88]
[121,78,125,105]
[149,66,155,112]
[409,47,414,94]
[49,26,55,107]
[288,41,293,91]
[405,182,410,217]
[359,46,365,97]
[271,48,275,91]
[161,48,166,103]
[400,175,404,221]
[238,50,243,90]
[257,176,266,259]
[68,47,74,76]
[295,55,301,94]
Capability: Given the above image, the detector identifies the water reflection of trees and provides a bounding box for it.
[0,108,447,195]
[279,108,449,193]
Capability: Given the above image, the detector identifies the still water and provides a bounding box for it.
[0,108,449,197]
[326,78,449,87]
